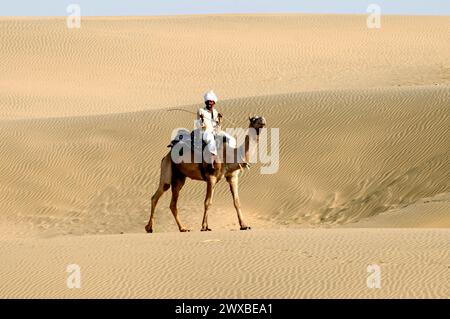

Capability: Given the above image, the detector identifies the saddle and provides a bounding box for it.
[167,130,205,152]
[167,130,248,175]
[167,130,223,176]
[167,129,226,153]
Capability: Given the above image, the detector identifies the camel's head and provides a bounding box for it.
[248,116,266,135]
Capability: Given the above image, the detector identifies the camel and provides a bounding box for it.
[145,116,266,233]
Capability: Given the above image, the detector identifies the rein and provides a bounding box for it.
[166,108,240,127]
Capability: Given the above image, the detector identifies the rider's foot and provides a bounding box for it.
[241,162,250,170]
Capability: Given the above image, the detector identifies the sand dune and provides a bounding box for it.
[0,15,449,299]
[346,193,450,228]
[1,15,450,119]
[0,86,448,237]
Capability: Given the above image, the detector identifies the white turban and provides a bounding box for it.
[204,90,218,102]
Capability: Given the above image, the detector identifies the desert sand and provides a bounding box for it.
[1,229,448,298]
[0,14,449,298]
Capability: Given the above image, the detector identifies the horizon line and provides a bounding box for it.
[1,12,450,18]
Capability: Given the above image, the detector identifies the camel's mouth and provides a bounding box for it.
[257,118,266,135]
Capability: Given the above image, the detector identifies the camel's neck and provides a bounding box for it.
[226,129,259,172]
[241,133,258,163]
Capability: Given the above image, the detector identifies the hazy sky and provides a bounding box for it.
[1,0,449,16]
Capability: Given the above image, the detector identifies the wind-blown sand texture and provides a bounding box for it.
[0,15,449,298]
[1,229,448,298]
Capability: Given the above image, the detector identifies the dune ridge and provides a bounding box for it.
[1,15,450,119]
[0,86,448,237]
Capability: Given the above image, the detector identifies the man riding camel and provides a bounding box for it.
[196,90,231,170]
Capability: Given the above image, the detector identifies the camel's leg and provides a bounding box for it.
[145,183,170,233]
[145,154,172,233]
[170,176,190,232]
[201,177,217,231]
[227,175,251,230]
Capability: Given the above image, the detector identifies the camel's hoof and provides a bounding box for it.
[180,228,191,232]
[145,225,153,233]
[201,228,212,232]
[240,226,251,230]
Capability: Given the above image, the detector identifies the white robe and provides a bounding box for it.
[196,107,220,133]
[195,107,235,156]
